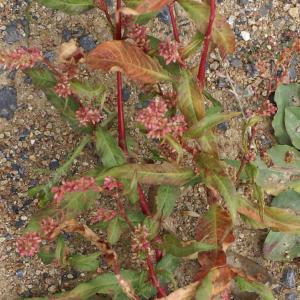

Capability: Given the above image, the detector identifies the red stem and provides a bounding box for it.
[146,255,167,298]
[168,2,180,43]
[137,185,152,216]
[197,0,216,89]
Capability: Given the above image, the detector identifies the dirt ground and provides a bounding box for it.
[0,0,300,299]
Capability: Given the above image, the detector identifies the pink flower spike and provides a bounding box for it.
[159,38,181,65]
[128,24,150,52]
[41,217,59,238]
[90,208,117,224]
[131,224,150,254]
[54,76,72,98]
[103,176,123,191]
[16,232,41,257]
[76,106,103,126]
[169,114,187,137]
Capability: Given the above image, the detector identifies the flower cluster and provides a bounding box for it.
[137,99,187,139]
[41,217,59,238]
[128,24,150,52]
[103,176,123,191]
[51,177,99,205]
[54,75,72,98]
[16,232,41,257]
[76,106,103,126]
[131,224,150,255]
[244,149,256,163]
[246,99,277,118]
[90,208,117,224]
[159,38,182,65]
[1,47,42,70]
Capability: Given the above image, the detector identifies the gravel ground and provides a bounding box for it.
[0,0,300,299]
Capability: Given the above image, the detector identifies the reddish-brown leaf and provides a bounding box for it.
[85,40,171,84]
[136,0,172,14]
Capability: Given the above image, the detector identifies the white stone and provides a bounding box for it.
[241,31,251,41]
[289,7,299,18]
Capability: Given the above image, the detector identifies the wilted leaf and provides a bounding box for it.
[86,41,171,84]
[263,190,300,261]
[253,145,300,195]
[177,71,205,126]
[162,234,216,257]
[155,185,180,218]
[37,0,94,14]
[235,276,275,300]
[97,163,194,186]
[195,267,233,300]
[184,112,240,138]
[69,252,99,272]
[95,128,126,168]
[178,0,235,57]
[55,235,66,266]
[182,32,204,58]
[285,107,300,150]
[272,83,300,144]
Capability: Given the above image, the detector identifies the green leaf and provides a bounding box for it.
[235,276,275,300]
[37,0,94,14]
[26,68,56,88]
[155,185,180,218]
[253,145,300,195]
[285,106,300,150]
[60,190,98,218]
[95,128,126,168]
[69,252,100,272]
[107,217,127,245]
[182,31,204,58]
[156,254,181,273]
[178,0,235,57]
[70,79,106,102]
[263,190,300,261]
[272,83,300,144]
[177,71,205,126]
[162,234,216,257]
[184,112,240,138]
[55,235,66,266]
[143,217,160,240]
[38,248,55,264]
[96,163,194,186]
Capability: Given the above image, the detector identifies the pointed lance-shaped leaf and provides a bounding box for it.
[86,40,172,84]
[177,71,206,126]
[37,0,94,14]
[178,0,235,57]
[122,0,173,15]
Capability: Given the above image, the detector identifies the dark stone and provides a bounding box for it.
[79,35,96,52]
[7,69,17,80]
[11,163,25,176]
[44,51,55,62]
[23,74,32,85]
[5,21,22,44]
[16,269,24,279]
[285,292,298,300]
[237,0,249,5]
[0,86,17,120]
[42,272,49,279]
[288,56,298,81]
[28,179,38,188]
[19,291,33,298]
[22,198,32,208]
[20,151,29,160]
[229,57,242,68]
[49,159,59,170]
[11,186,18,194]
[11,205,20,214]
[15,219,26,228]
[259,0,273,16]
[245,63,259,77]
[217,78,229,88]
[19,127,30,141]
[122,86,131,102]
[62,27,72,42]
[217,121,230,132]
[281,268,296,288]
[158,7,170,24]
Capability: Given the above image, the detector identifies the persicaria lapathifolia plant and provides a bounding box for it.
[2,0,300,299]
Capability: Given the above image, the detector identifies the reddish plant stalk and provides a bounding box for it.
[197,0,216,89]
[137,185,152,216]
[168,2,180,43]
[146,255,167,298]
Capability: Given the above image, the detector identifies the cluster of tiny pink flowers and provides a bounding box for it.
[51,177,98,205]
[90,208,117,224]
[131,224,150,255]
[163,92,177,108]
[103,176,123,192]
[159,38,182,65]
[40,217,59,238]
[76,106,103,126]
[16,232,41,257]
[1,47,42,70]
[244,149,256,163]
[128,24,150,52]
[137,99,187,139]
[54,75,72,98]
[257,100,277,117]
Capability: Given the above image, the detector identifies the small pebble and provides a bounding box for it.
[0,86,17,120]
[15,269,24,279]
[79,35,96,52]
[285,292,298,300]
[122,86,131,102]
[158,6,170,24]
[241,31,251,41]
[49,159,59,170]
[281,268,296,289]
